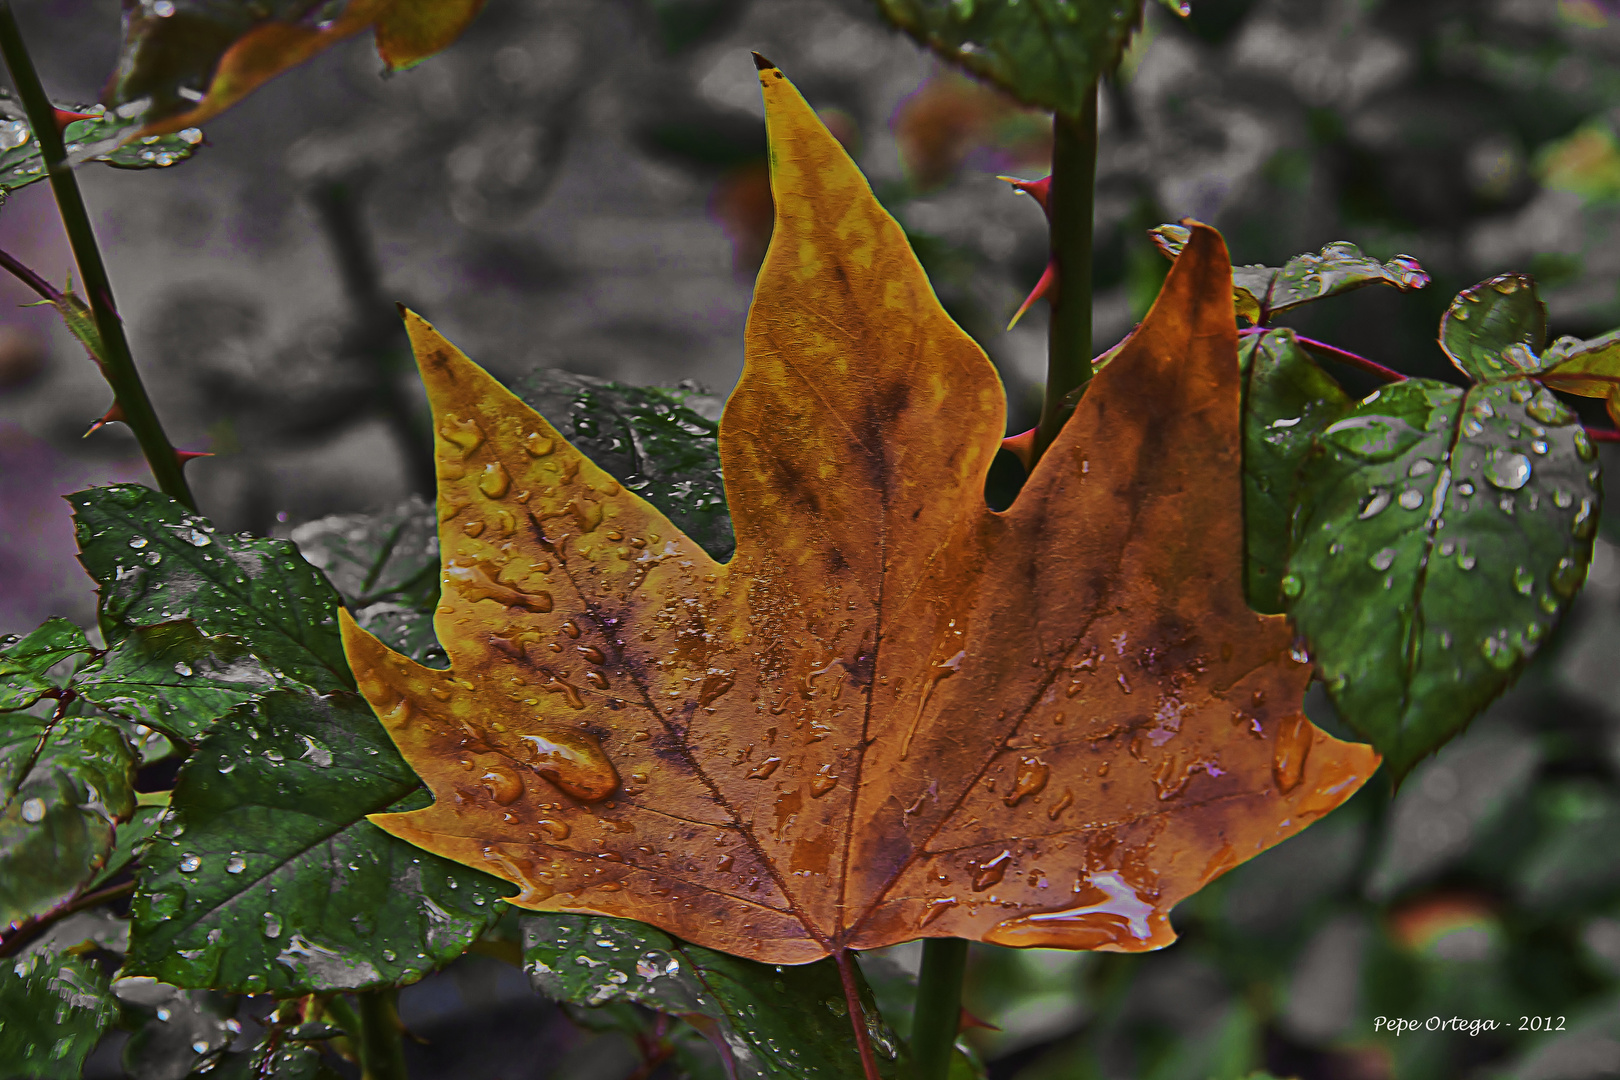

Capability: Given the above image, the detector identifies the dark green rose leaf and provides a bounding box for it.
[1,710,136,926]
[522,913,904,1078]
[1286,379,1601,779]
[509,370,734,561]
[1239,329,1350,613]
[126,689,507,995]
[0,617,94,712]
[76,622,279,745]
[113,976,236,1080]
[72,485,351,693]
[1439,274,1547,384]
[871,0,1143,117]
[1152,226,1430,324]
[0,950,120,1079]
[0,95,203,192]
[207,1037,344,1080]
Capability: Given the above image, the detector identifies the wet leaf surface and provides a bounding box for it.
[522,912,902,1077]
[1239,329,1350,614]
[103,0,485,141]
[208,1038,344,1080]
[76,621,279,745]
[0,950,120,1079]
[871,0,1144,117]
[1439,274,1547,384]
[1152,226,1430,324]
[0,708,135,925]
[124,689,507,995]
[1287,380,1600,780]
[0,100,203,189]
[1538,327,1620,425]
[113,976,237,1080]
[342,67,1377,966]
[73,486,352,694]
[0,617,92,712]
[86,795,168,892]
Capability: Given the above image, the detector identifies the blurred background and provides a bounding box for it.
[15,0,1620,1077]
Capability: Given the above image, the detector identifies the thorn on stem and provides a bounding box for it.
[175,449,213,467]
[84,401,124,436]
[52,107,94,131]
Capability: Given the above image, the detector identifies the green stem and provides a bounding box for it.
[911,937,969,1080]
[1036,85,1099,459]
[0,2,195,510]
[354,988,409,1080]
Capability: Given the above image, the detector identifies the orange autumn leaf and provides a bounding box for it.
[339,62,1378,966]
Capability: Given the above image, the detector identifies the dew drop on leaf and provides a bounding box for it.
[1280,573,1303,598]
[1369,548,1397,571]
[1397,489,1423,510]
[1483,449,1531,491]
[1359,490,1391,519]
[179,854,200,872]
[19,797,44,823]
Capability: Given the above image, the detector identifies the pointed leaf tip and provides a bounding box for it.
[752,51,776,70]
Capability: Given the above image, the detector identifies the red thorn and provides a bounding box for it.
[1585,425,1620,444]
[999,174,1051,216]
[174,449,214,466]
[84,402,125,437]
[1000,427,1036,472]
[1008,261,1056,329]
[53,108,95,132]
[959,1007,1000,1033]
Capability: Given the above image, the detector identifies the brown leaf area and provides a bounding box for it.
[339,65,1378,965]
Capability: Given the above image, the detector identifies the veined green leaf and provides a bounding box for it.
[1439,274,1547,384]
[72,485,352,693]
[125,689,507,994]
[1240,329,1350,613]
[522,913,904,1078]
[0,708,136,926]
[0,950,120,1079]
[1151,226,1430,324]
[1287,379,1600,780]
[870,0,1144,118]
[0,97,202,190]
[0,617,93,712]
[76,621,280,745]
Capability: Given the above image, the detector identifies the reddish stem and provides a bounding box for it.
[1281,331,1409,384]
[834,947,881,1080]
[0,244,63,304]
[1586,426,1620,443]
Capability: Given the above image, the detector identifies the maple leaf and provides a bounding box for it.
[340,63,1377,977]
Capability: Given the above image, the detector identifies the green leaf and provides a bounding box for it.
[125,689,507,994]
[1439,274,1547,384]
[1151,226,1430,324]
[85,797,168,893]
[0,97,203,192]
[522,913,904,1078]
[208,1037,344,1080]
[289,498,447,666]
[76,621,280,745]
[1286,379,1601,779]
[870,0,1142,117]
[0,711,136,926]
[71,485,352,693]
[509,371,735,561]
[1537,328,1620,426]
[0,950,120,1079]
[0,617,93,712]
[1240,329,1351,613]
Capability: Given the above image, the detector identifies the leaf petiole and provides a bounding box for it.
[911,937,969,1080]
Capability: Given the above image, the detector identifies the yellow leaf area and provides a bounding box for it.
[131,0,484,139]
[1541,330,1620,426]
[339,63,1379,965]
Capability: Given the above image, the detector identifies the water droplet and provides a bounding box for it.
[517,731,619,802]
[584,670,610,689]
[1552,555,1587,598]
[1280,573,1303,598]
[1369,547,1397,572]
[1359,490,1391,519]
[1458,551,1477,571]
[173,661,193,677]
[179,854,201,873]
[439,416,485,456]
[1003,757,1050,807]
[1483,449,1531,490]
[263,912,282,939]
[1480,634,1519,671]
[153,0,176,16]
[1554,489,1574,509]
[1398,489,1424,510]
[1531,439,1549,455]
[129,537,148,549]
[918,897,958,927]
[810,765,838,797]
[561,621,580,639]
[1409,459,1435,477]
[1462,417,1484,438]
[19,797,44,823]
[537,818,570,840]
[748,757,782,779]
[1527,391,1572,425]
[972,851,1011,891]
[1457,480,1475,496]
[1272,713,1312,795]
[479,462,512,499]
[1574,499,1597,540]
[524,433,554,456]
[578,645,606,664]
[983,870,1159,949]
[480,763,525,805]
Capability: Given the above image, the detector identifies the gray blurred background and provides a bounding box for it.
[21,3,1620,1077]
